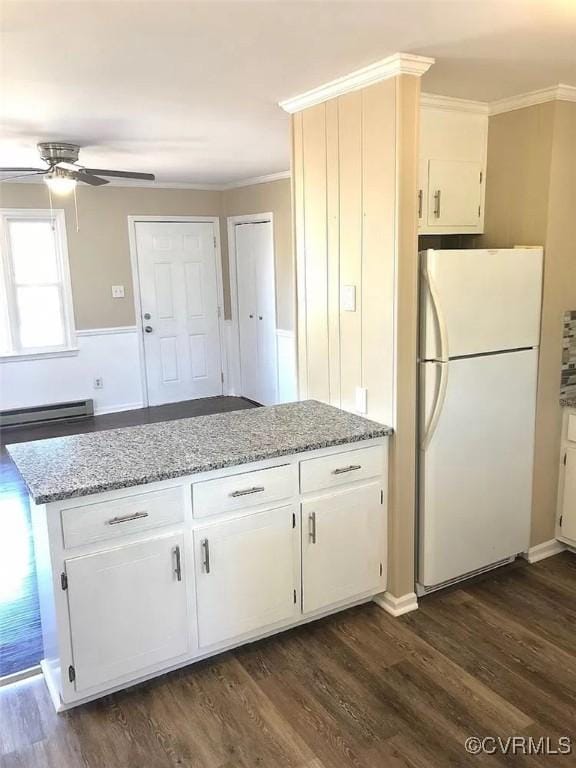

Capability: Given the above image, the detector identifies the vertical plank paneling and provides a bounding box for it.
[292,112,307,398]
[302,105,330,402]
[338,91,363,413]
[361,80,396,425]
[326,99,341,407]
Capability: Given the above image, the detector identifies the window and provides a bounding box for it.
[0,209,76,358]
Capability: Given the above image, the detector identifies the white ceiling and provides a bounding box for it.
[1,0,575,185]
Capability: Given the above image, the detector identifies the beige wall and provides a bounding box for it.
[0,183,222,329]
[221,179,293,330]
[483,100,576,546]
[0,179,294,331]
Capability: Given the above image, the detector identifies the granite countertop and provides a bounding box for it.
[561,397,576,408]
[7,400,393,505]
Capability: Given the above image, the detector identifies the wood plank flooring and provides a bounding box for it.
[1,553,574,768]
[0,396,258,677]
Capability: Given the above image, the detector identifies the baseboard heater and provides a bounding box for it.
[0,399,94,429]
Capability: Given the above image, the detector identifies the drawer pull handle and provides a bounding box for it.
[107,511,149,525]
[229,486,265,498]
[173,545,182,582]
[201,538,211,574]
[309,512,317,544]
[332,464,362,475]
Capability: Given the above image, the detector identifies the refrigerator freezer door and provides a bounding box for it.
[421,248,543,360]
[418,349,538,587]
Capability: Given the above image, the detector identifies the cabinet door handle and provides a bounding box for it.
[332,464,362,475]
[173,545,182,582]
[201,538,211,573]
[418,189,423,219]
[107,511,149,525]
[229,486,265,498]
[309,512,317,544]
[433,189,441,218]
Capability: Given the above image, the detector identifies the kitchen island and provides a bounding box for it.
[8,400,392,711]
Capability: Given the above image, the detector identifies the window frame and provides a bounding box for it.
[0,208,78,361]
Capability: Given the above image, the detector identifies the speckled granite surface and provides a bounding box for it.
[7,400,392,505]
[561,398,576,408]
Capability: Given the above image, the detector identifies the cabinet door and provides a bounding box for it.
[194,506,299,648]
[560,449,576,543]
[65,533,190,692]
[302,484,385,614]
[427,159,482,227]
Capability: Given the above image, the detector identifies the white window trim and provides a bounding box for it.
[0,208,78,361]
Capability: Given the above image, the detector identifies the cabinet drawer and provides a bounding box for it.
[193,464,297,519]
[300,445,384,494]
[568,414,576,443]
[61,487,184,549]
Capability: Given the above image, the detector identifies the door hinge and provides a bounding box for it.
[220,371,224,384]
[478,205,481,217]
[60,572,68,590]
[293,589,297,604]
[564,453,567,466]
[68,665,76,683]
[379,563,383,577]
[213,236,217,248]
[559,515,563,527]
[292,512,296,528]
[380,489,384,505]
[479,170,483,184]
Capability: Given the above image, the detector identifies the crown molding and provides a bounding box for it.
[420,92,489,115]
[222,170,291,189]
[279,52,435,114]
[489,83,576,115]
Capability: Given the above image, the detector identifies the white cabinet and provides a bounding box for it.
[65,533,190,692]
[558,411,576,546]
[301,484,385,614]
[419,106,488,235]
[194,506,300,648]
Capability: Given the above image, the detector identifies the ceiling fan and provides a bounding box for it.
[0,142,155,194]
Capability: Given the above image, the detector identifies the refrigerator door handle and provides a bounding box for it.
[422,362,449,450]
[422,260,449,362]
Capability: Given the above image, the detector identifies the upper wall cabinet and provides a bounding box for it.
[418,106,488,235]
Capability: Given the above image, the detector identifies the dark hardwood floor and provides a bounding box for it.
[0,553,574,768]
[0,396,258,678]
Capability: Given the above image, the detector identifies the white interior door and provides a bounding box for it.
[419,349,538,588]
[194,505,299,648]
[235,221,278,404]
[65,534,190,692]
[301,484,384,614]
[136,221,223,406]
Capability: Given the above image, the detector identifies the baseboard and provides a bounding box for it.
[522,539,567,564]
[373,591,418,617]
[94,402,145,416]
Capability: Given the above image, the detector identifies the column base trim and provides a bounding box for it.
[373,591,418,617]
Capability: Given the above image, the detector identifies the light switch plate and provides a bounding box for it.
[111,285,125,298]
[341,285,356,312]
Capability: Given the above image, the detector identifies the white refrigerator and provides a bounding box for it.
[418,247,543,591]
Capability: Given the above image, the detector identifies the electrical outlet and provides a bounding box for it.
[94,377,104,389]
[111,285,125,298]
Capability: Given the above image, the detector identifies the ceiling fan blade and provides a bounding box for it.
[81,168,155,181]
[0,167,46,172]
[0,171,47,182]
[70,171,109,186]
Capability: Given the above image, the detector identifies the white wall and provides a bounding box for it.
[0,328,144,415]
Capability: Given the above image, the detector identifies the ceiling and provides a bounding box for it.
[1,0,575,186]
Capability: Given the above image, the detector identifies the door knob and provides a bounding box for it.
[143,312,151,320]
[249,314,254,319]
[258,315,263,320]
[144,325,153,333]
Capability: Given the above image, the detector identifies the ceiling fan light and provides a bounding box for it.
[44,172,77,196]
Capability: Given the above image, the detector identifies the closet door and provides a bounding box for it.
[235,221,278,405]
